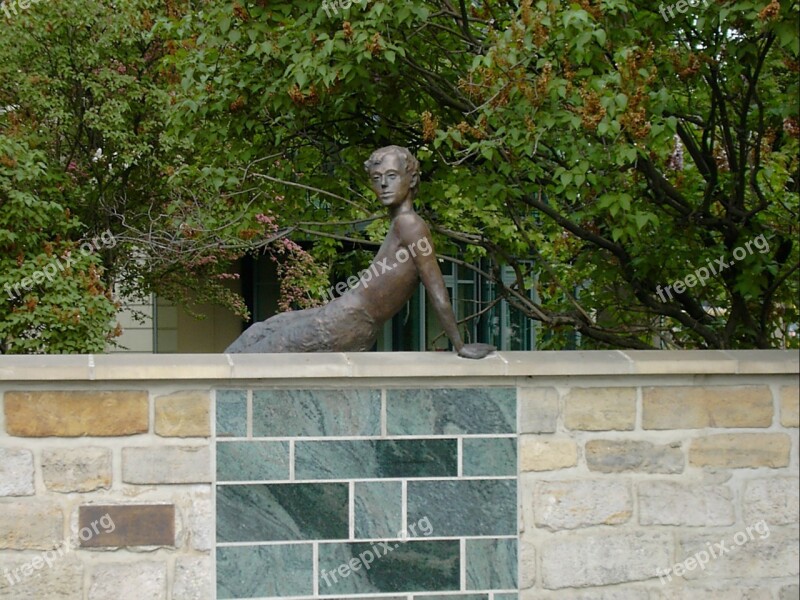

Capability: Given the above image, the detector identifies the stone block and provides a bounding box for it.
[533,480,632,530]
[564,387,636,431]
[0,557,83,599]
[0,501,63,550]
[41,447,111,493]
[4,391,148,437]
[87,561,167,600]
[743,478,799,525]
[520,438,578,472]
[154,391,210,437]
[173,555,213,600]
[585,439,684,474]
[643,386,772,429]
[677,528,798,581]
[689,434,791,468]
[0,448,34,496]
[122,446,210,484]
[638,481,734,526]
[780,385,799,427]
[519,387,559,433]
[540,531,672,588]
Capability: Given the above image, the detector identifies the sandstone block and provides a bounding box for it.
[564,387,636,431]
[689,434,791,468]
[0,501,63,550]
[4,391,148,437]
[780,385,799,427]
[154,391,210,438]
[87,561,166,600]
[520,438,578,472]
[643,386,772,429]
[41,447,111,493]
[173,556,213,600]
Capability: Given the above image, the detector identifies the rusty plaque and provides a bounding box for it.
[78,504,175,547]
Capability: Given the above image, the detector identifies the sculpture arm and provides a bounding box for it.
[397,215,494,359]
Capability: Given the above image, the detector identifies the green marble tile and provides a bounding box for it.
[217,441,290,481]
[495,594,519,600]
[387,388,516,435]
[217,544,312,598]
[466,538,517,589]
[318,540,460,594]
[216,389,247,438]
[253,389,380,436]
[407,480,517,536]
[355,481,403,539]
[296,439,457,479]
[217,483,348,542]
[463,437,517,477]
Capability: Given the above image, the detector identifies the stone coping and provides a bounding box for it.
[0,350,796,381]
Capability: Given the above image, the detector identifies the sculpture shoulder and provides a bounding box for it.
[392,211,431,242]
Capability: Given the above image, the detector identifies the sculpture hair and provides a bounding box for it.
[364,146,420,196]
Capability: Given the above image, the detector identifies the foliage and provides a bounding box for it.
[161,0,799,348]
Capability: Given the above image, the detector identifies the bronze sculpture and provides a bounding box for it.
[225,145,495,359]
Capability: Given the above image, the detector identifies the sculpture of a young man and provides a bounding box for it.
[225,145,495,359]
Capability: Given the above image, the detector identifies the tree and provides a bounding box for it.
[162,0,798,349]
[0,0,325,352]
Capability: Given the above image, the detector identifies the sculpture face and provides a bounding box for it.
[368,152,417,206]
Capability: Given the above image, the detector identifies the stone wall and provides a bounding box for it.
[0,351,797,600]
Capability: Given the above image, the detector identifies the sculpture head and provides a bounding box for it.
[364,145,420,206]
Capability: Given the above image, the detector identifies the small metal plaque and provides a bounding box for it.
[78,504,175,547]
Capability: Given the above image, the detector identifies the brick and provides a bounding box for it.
[564,387,636,431]
[743,478,799,525]
[643,386,772,429]
[41,447,111,493]
[586,439,684,474]
[0,501,63,550]
[154,390,210,437]
[520,438,577,472]
[520,387,559,433]
[79,505,175,547]
[88,561,166,600]
[122,446,210,484]
[173,556,213,600]
[638,481,734,526]
[0,448,34,496]
[540,531,672,588]
[533,480,632,530]
[0,557,83,599]
[4,391,148,437]
[678,528,798,581]
[690,433,791,468]
[780,385,799,427]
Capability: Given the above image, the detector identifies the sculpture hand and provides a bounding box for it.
[457,343,496,359]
